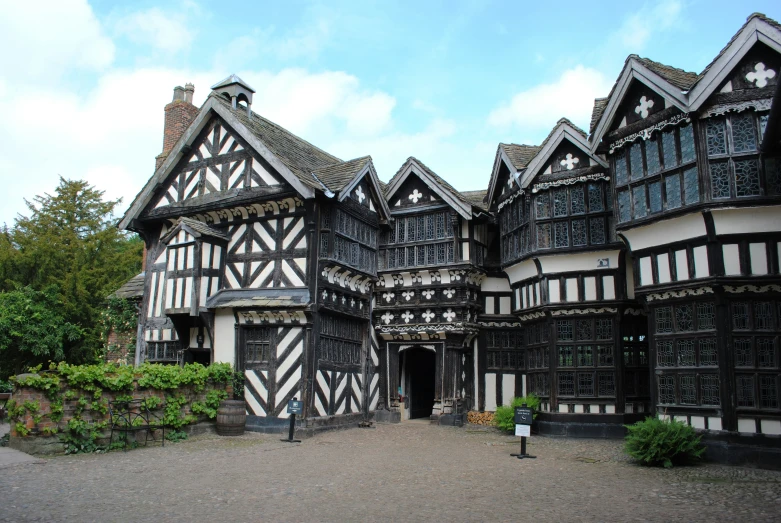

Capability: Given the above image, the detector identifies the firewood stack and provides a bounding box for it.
[467,411,494,426]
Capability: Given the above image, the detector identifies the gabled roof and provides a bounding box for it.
[688,12,781,111]
[110,273,145,300]
[485,143,541,207]
[460,190,489,211]
[326,156,392,221]
[520,118,607,189]
[589,55,693,153]
[161,217,230,244]
[589,98,609,134]
[384,157,479,219]
[120,92,358,230]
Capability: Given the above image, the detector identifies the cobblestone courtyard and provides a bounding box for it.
[2,421,781,522]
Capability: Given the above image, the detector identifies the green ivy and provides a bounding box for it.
[191,389,228,419]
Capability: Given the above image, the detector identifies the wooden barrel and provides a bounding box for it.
[216,400,246,436]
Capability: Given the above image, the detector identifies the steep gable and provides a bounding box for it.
[486,144,540,207]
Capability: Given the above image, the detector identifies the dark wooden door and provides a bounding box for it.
[407,348,436,419]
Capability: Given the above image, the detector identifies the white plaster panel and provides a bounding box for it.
[761,419,781,435]
[574,404,584,413]
[657,253,671,284]
[605,405,615,414]
[485,297,495,315]
[521,375,527,397]
[584,277,597,301]
[737,418,756,433]
[484,373,497,411]
[213,309,236,366]
[723,244,741,275]
[481,277,512,292]
[548,280,561,303]
[499,296,511,315]
[590,404,600,413]
[749,243,768,275]
[462,242,470,261]
[504,259,538,285]
[566,278,579,302]
[711,206,781,235]
[558,404,569,413]
[602,276,616,300]
[537,250,620,274]
[675,249,689,280]
[690,416,706,430]
[674,415,687,424]
[622,212,706,251]
[522,287,527,309]
[693,245,709,277]
[626,262,635,299]
[708,417,722,431]
[502,374,515,407]
[535,283,540,306]
[639,257,653,286]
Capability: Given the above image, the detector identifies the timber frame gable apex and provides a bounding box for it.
[486,146,521,206]
[688,14,781,111]
[589,57,691,154]
[520,120,607,190]
[119,96,317,231]
[336,159,392,223]
[384,157,473,220]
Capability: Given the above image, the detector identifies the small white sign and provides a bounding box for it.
[515,424,531,437]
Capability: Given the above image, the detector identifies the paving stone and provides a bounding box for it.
[1,422,780,522]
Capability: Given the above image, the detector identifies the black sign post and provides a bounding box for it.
[510,404,536,460]
[280,398,302,443]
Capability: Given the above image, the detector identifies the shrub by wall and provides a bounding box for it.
[6,362,233,454]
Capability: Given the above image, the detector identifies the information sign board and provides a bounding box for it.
[514,406,533,425]
[287,400,303,414]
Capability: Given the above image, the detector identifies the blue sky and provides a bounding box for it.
[1,0,779,226]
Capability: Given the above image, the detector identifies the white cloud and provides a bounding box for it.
[0,0,114,83]
[114,7,195,53]
[487,66,612,134]
[613,0,683,52]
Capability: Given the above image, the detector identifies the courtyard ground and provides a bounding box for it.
[1,420,780,522]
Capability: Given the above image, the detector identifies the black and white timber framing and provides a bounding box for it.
[121,15,781,449]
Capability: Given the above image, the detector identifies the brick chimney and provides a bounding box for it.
[155,83,198,171]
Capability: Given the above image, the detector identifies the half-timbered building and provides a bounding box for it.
[121,13,781,459]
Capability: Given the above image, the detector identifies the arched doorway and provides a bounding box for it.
[400,347,436,420]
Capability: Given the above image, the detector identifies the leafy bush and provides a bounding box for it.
[0,379,12,393]
[493,394,540,432]
[624,417,705,468]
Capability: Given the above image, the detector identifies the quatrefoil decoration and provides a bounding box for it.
[430,271,441,282]
[381,312,394,325]
[408,189,423,204]
[560,153,579,170]
[422,310,435,323]
[401,311,414,323]
[382,292,395,303]
[354,185,366,203]
[422,289,434,300]
[443,288,456,299]
[402,290,414,301]
[443,309,456,322]
[634,96,655,118]
[746,62,776,88]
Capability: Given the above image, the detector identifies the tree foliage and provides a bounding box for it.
[0,286,82,379]
[0,177,142,375]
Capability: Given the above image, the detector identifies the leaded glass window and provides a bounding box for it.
[736,375,755,407]
[578,373,594,396]
[675,305,693,331]
[734,159,760,197]
[757,338,775,368]
[537,223,551,249]
[697,303,715,330]
[699,339,718,366]
[558,373,575,396]
[683,167,699,205]
[680,124,696,163]
[557,320,573,341]
[576,320,592,341]
[632,185,647,218]
[558,346,574,366]
[536,193,550,219]
[554,221,569,248]
[701,375,720,405]
[553,188,568,217]
[662,129,677,168]
[629,143,643,180]
[732,302,750,330]
[710,161,730,198]
[734,338,753,367]
[679,375,697,404]
[706,119,727,156]
[658,375,676,404]
[572,219,587,246]
[649,181,662,213]
[596,319,612,340]
[646,135,661,174]
[755,302,773,330]
[615,151,628,185]
[677,339,695,366]
[760,376,778,408]
[598,373,615,396]
[570,186,585,214]
[666,174,681,209]
[656,307,674,333]
[597,346,613,366]
[731,112,757,153]
[590,218,605,244]
[587,183,603,212]
[618,190,631,222]
[657,341,675,366]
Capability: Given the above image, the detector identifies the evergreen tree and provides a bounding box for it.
[0,177,142,367]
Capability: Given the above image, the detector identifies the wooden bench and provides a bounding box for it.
[108,399,165,450]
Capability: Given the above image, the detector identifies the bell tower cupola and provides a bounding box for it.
[211,74,255,116]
